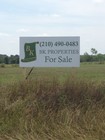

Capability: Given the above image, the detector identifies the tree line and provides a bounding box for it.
[80,48,105,63]
[0,48,105,64]
[0,54,19,64]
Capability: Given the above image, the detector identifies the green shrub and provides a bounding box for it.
[0,63,5,68]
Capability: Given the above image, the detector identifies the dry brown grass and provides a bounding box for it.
[0,77,105,140]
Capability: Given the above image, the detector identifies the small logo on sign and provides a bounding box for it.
[21,42,39,62]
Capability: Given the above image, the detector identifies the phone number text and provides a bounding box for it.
[39,41,79,47]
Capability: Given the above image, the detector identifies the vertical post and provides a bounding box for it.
[26,67,34,80]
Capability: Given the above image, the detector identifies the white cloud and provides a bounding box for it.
[0,0,105,55]
[36,33,49,36]
[93,0,104,3]
[0,32,11,37]
[16,28,30,33]
[51,14,61,17]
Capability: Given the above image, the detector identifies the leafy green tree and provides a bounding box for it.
[80,52,92,62]
[0,54,19,64]
[9,55,19,64]
[91,48,97,55]
[97,53,104,64]
[4,56,9,64]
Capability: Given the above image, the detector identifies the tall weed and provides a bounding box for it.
[0,77,105,139]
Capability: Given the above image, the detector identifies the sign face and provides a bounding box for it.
[20,36,80,67]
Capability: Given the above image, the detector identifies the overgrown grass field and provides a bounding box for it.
[0,63,105,140]
[0,63,105,84]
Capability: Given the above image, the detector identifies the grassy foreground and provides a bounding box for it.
[0,63,105,84]
[0,75,105,140]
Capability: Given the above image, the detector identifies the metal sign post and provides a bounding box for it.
[25,67,34,80]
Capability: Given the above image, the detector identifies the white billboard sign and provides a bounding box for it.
[20,36,80,67]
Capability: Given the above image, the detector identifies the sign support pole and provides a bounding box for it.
[26,67,34,80]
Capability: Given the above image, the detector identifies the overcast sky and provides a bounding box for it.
[0,0,105,55]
